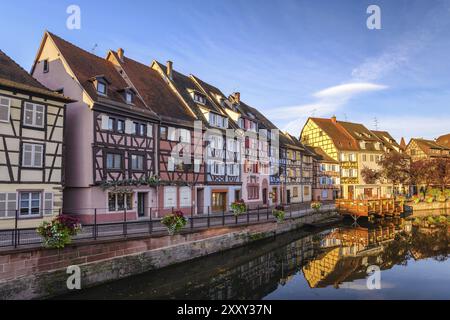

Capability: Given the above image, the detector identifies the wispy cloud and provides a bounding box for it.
[265,82,387,135]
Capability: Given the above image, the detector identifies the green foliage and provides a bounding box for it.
[311,201,322,211]
[272,208,285,223]
[37,215,81,249]
[230,200,247,217]
[161,211,187,235]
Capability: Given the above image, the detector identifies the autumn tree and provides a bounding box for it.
[377,152,410,195]
[430,158,450,191]
[361,167,381,184]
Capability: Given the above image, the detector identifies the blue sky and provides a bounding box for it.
[1,0,449,141]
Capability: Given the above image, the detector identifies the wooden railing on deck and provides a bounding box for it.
[336,199,404,217]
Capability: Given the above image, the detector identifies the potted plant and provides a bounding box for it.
[230,199,247,217]
[311,201,322,212]
[37,215,81,249]
[161,210,187,236]
[272,205,285,223]
[425,195,434,203]
[411,195,421,204]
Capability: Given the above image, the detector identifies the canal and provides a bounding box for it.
[57,214,450,300]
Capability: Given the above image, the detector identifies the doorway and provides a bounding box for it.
[262,188,268,205]
[234,189,241,202]
[137,192,146,218]
[287,190,291,204]
[212,191,227,213]
[348,186,354,199]
[272,187,278,204]
[197,188,204,214]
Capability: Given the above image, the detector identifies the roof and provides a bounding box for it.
[109,51,197,126]
[154,61,225,126]
[307,146,339,163]
[372,130,401,152]
[436,134,450,148]
[308,118,359,151]
[47,32,153,116]
[0,49,71,102]
[411,138,450,155]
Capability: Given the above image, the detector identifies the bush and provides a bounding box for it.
[37,215,81,249]
[425,195,434,203]
[438,194,447,202]
[311,201,322,212]
[230,199,247,217]
[161,211,187,235]
[272,206,285,223]
[411,195,421,204]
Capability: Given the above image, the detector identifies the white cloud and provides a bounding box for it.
[263,82,387,136]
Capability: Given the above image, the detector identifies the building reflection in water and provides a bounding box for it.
[59,217,449,300]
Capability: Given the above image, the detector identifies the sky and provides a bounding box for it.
[1,0,449,142]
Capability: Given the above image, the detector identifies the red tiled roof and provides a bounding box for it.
[109,51,197,125]
[310,117,359,151]
[47,32,152,116]
[0,49,71,101]
[437,133,450,148]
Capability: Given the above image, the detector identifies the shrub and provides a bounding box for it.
[438,194,447,203]
[311,201,322,212]
[272,206,285,223]
[425,195,434,203]
[37,215,81,249]
[411,195,421,204]
[230,199,247,217]
[161,211,187,235]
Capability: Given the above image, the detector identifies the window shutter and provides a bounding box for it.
[164,187,177,208]
[147,124,153,137]
[168,127,176,141]
[180,187,191,207]
[168,157,175,171]
[125,120,133,134]
[44,193,53,215]
[101,115,109,130]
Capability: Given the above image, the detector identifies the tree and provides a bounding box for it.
[377,152,410,195]
[430,158,450,191]
[361,167,381,184]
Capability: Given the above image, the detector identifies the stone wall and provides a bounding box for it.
[0,211,339,299]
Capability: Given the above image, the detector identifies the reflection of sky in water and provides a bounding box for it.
[264,259,450,300]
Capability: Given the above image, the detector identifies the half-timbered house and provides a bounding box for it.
[106,50,205,215]
[151,62,242,213]
[0,49,71,228]
[32,32,159,222]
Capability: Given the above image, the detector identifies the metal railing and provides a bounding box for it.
[0,201,336,250]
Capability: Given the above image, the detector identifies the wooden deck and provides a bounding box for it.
[336,199,404,219]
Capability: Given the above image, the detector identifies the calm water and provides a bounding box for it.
[58,215,450,300]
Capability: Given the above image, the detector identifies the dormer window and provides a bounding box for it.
[125,91,133,104]
[97,81,107,95]
[190,91,206,105]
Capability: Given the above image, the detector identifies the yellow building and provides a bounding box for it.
[405,138,450,161]
[300,116,394,200]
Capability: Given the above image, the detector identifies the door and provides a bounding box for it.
[197,188,204,214]
[262,188,268,205]
[137,193,146,218]
[364,188,373,199]
[272,187,278,204]
[287,190,291,204]
[348,186,354,200]
[212,191,227,213]
[234,189,241,202]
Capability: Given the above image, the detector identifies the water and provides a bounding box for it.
[58,216,450,300]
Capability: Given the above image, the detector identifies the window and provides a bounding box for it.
[43,59,49,73]
[106,153,122,170]
[97,81,107,95]
[23,103,45,128]
[322,190,328,199]
[0,96,10,122]
[180,187,191,207]
[160,127,168,139]
[193,92,206,105]
[117,120,125,133]
[293,187,299,198]
[108,193,133,211]
[370,155,374,162]
[0,193,16,218]
[133,122,145,136]
[125,91,133,104]
[20,192,41,216]
[179,129,190,143]
[22,143,43,168]
[164,187,177,208]
[247,186,259,200]
[304,186,310,197]
[108,117,115,131]
[131,154,144,171]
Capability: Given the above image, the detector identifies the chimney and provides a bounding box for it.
[331,115,337,123]
[117,48,124,62]
[166,60,173,80]
[234,92,240,103]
